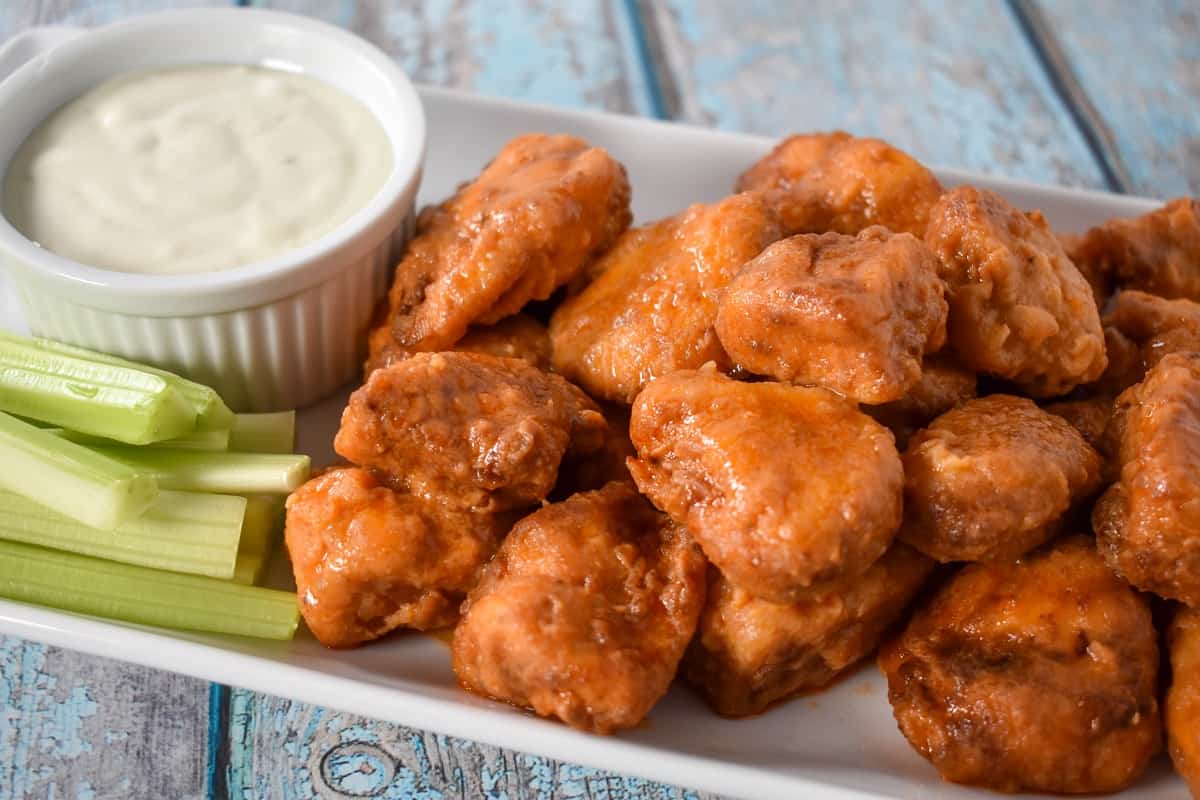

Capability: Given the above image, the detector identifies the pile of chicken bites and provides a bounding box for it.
[283,131,1200,795]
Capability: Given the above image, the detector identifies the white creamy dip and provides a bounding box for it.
[2,64,393,275]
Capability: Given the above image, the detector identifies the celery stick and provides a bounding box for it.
[230,552,267,586]
[90,448,310,494]
[0,489,243,578]
[47,426,231,451]
[0,411,158,530]
[229,497,281,586]
[229,411,295,454]
[0,539,299,639]
[0,332,233,431]
[240,495,284,556]
[0,336,196,443]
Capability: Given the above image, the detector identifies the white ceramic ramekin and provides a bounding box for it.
[0,10,424,411]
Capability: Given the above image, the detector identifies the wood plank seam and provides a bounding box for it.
[621,0,679,120]
[1008,0,1135,192]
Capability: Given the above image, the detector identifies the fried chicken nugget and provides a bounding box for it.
[925,187,1107,396]
[548,192,782,404]
[628,367,903,603]
[452,313,552,371]
[335,352,606,512]
[1095,352,1200,606]
[452,482,706,734]
[553,403,635,497]
[685,543,933,718]
[366,134,631,371]
[1168,607,1200,797]
[879,535,1161,794]
[1071,197,1200,301]
[285,468,509,648]
[736,131,944,237]
[1043,395,1114,454]
[715,227,947,403]
[863,355,976,449]
[901,395,1103,562]
[1100,290,1200,392]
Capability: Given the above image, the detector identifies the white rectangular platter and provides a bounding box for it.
[0,84,1178,800]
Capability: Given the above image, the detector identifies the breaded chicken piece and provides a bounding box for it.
[1059,230,1114,310]
[685,543,933,718]
[901,395,1103,562]
[1043,395,1114,454]
[548,193,782,404]
[553,404,635,498]
[629,367,902,603]
[335,353,606,512]
[879,535,1161,794]
[925,187,1107,396]
[452,313,552,371]
[285,468,509,648]
[1094,353,1200,606]
[863,355,976,449]
[452,482,706,734]
[715,227,947,403]
[1167,607,1200,797]
[366,134,631,371]
[1071,197,1200,301]
[1097,290,1200,394]
[736,131,944,237]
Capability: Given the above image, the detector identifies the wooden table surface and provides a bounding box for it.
[1,1,1197,798]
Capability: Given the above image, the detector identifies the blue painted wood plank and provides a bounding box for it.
[254,0,656,115]
[1031,0,1200,197]
[643,0,1109,189]
[224,691,719,800]
[0,0,227,38]
[0,637,212,800]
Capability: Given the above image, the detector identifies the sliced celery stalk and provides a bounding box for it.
[90,448,310,494]
[0,332,233,431]
[0,539,299,639]
[230,552,266,586]
[229,497,281,586]
[240,495,284,556]
[0,489,243,578]
[229,411,295,454]
[47,426,231,452]
[0,335,196,444]
[0,411,158,530]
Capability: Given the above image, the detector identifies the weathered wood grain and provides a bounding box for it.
[253,0,657,116]
[1029,0,1200,197]
[224,691,721,800]
[642,0,1108,189]
[0,0,225,36]
[0,637,211,800]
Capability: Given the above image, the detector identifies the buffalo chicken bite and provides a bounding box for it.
[685,543,933,718]
[335,352,606,512]
[1071,197,1200,301]
[715,227,947,403]
[925,186,1106,396]
[366,133,631,371]
[879,535,1161,794]
[629,367,902,604]
[285,467,510,648]
[452,482,706,734]
[549,192,782,405]
[863,355,976,449]
[1094,352,1200,606]
[900,395,1103,562]
[735,131,944,237]
[1168,607,1200,797]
